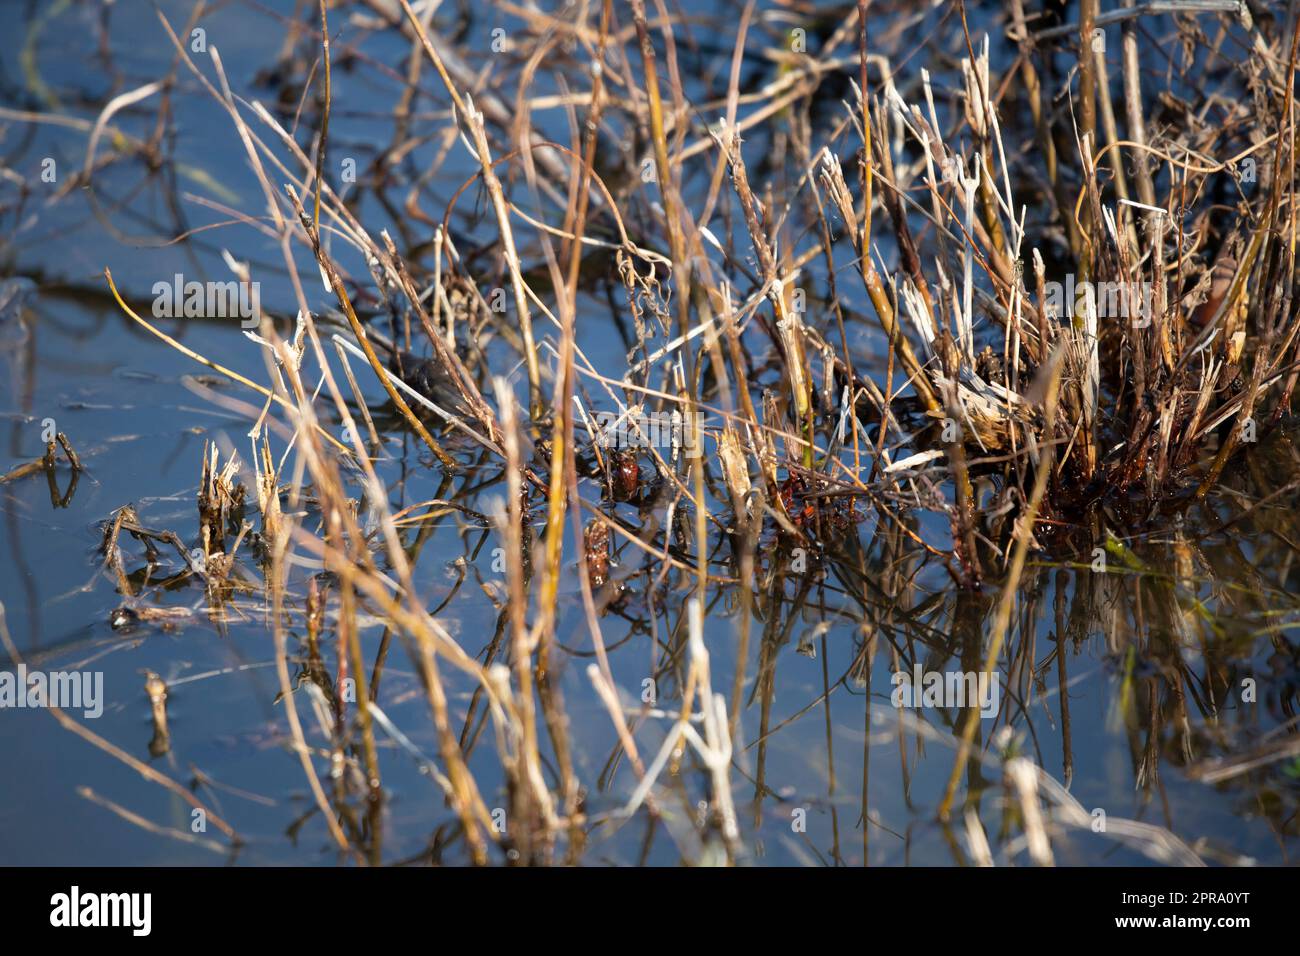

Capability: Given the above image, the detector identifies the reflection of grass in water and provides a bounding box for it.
[5,0,1299,865]
[18,0,71,113]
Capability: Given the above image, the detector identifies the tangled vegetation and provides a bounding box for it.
[4,0,1299,865]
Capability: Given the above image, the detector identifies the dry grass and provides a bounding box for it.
[17,0,1290,863]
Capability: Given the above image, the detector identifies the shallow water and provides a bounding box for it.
[1,0,1297,866]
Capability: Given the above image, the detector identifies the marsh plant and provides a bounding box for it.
[2,0,1298,867]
